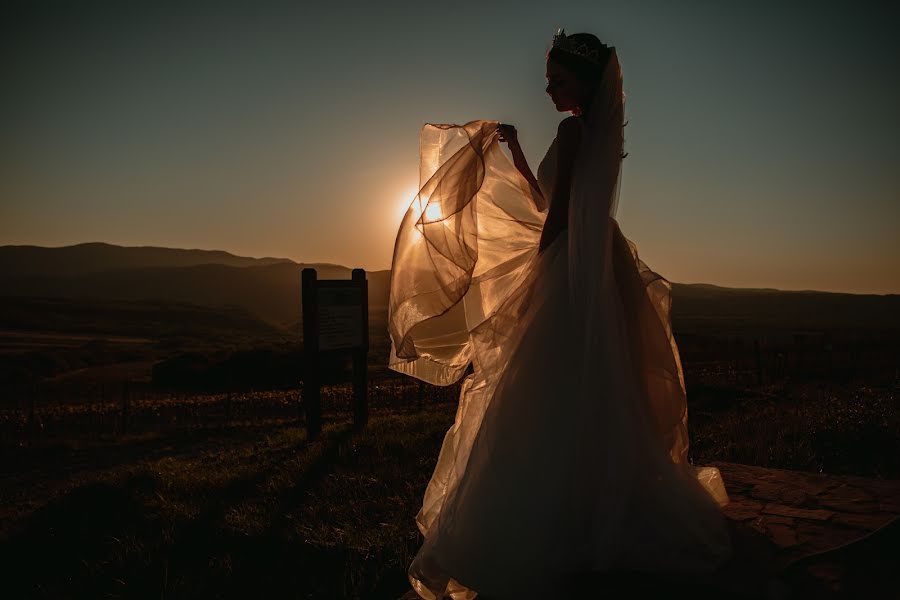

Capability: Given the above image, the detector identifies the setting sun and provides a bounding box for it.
[398,185,444,225]
[424,202,443,221]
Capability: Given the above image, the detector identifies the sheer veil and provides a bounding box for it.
[571,50,723,479]
[386,117,551,556]
[387,120,545,387]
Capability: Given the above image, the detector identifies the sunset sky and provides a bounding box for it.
[2,0,898,294]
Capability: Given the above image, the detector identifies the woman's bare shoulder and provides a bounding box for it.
[557,116,582,147]
[558,115,581,131]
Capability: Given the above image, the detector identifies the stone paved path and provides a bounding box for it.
[714,461,898,561]
[400,463,900,599]
[713,461,899,597]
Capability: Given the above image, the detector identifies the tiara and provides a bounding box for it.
[551,28,607,65]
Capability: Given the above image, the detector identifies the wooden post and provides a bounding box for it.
[120,381,129,435]
[754,338,763,385]
[296,387,304,423]
[352,268,369,430]
[302,268,322,439]
[224,392,232,428]
[302,267,369,436]
[100,383,106,436]
[27,384,36,445]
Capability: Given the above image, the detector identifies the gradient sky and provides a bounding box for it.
[2,0,898,293]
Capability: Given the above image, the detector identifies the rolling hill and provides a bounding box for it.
[1,243,897,342]
[0,242,297,278]
[1,243,391,328]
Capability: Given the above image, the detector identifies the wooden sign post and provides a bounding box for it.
[301,267,369,438]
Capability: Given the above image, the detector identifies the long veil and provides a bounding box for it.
[388,47,729,598]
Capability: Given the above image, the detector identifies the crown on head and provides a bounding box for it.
[551,28,607,65]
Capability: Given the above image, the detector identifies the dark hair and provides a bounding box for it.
[546,33,611,84]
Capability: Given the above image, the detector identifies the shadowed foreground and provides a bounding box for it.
[399,462,900,599]
[2,401,898,599]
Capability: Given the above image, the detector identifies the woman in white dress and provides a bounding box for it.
[387,30,735,599]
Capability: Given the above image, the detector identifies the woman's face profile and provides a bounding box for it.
[545,59,586,115]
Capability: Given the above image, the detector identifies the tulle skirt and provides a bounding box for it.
[408,227,733,599]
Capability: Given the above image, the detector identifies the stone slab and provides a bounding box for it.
[761,503,835,521]
[400,462,900,599]
[711,461,900,596]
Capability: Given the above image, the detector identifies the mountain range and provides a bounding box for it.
[2,242,898,341]
[1,243,390,330]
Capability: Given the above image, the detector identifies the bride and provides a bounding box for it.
[387,30,734,599]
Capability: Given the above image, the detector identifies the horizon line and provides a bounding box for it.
[2,240,897,297]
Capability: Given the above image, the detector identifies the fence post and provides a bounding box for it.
[296,385,304,423]
[352,268,369,430]
[120,381,129,435]
[27,383,37,445]
[302,268,322,439]
[754,338,763,385]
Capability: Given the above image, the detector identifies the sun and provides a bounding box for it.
[424,202,443,221]
[397,185,443,225]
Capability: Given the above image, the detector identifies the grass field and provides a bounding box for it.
[1,408,453,598]
[1,371,897,599]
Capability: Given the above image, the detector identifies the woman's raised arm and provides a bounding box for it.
[497,123,545,211]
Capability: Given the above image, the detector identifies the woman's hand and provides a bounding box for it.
[497,123,545,211]
[497,123,520,148]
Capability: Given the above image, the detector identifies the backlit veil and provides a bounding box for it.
[388,46,730,598]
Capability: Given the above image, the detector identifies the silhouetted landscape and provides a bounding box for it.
[3,242,897,385]
[1,242,898,598]
[6,1,898,596]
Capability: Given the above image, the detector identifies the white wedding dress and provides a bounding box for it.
[387,48,733,599]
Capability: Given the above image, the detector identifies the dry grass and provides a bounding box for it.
[1,374,896,598]
[688,379,899,477]
[0,407,456,598]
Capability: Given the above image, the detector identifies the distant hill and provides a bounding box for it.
[0,242,296,278]
[670,282,900,334]
[1,242,897,341]
[0,243,391,328]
